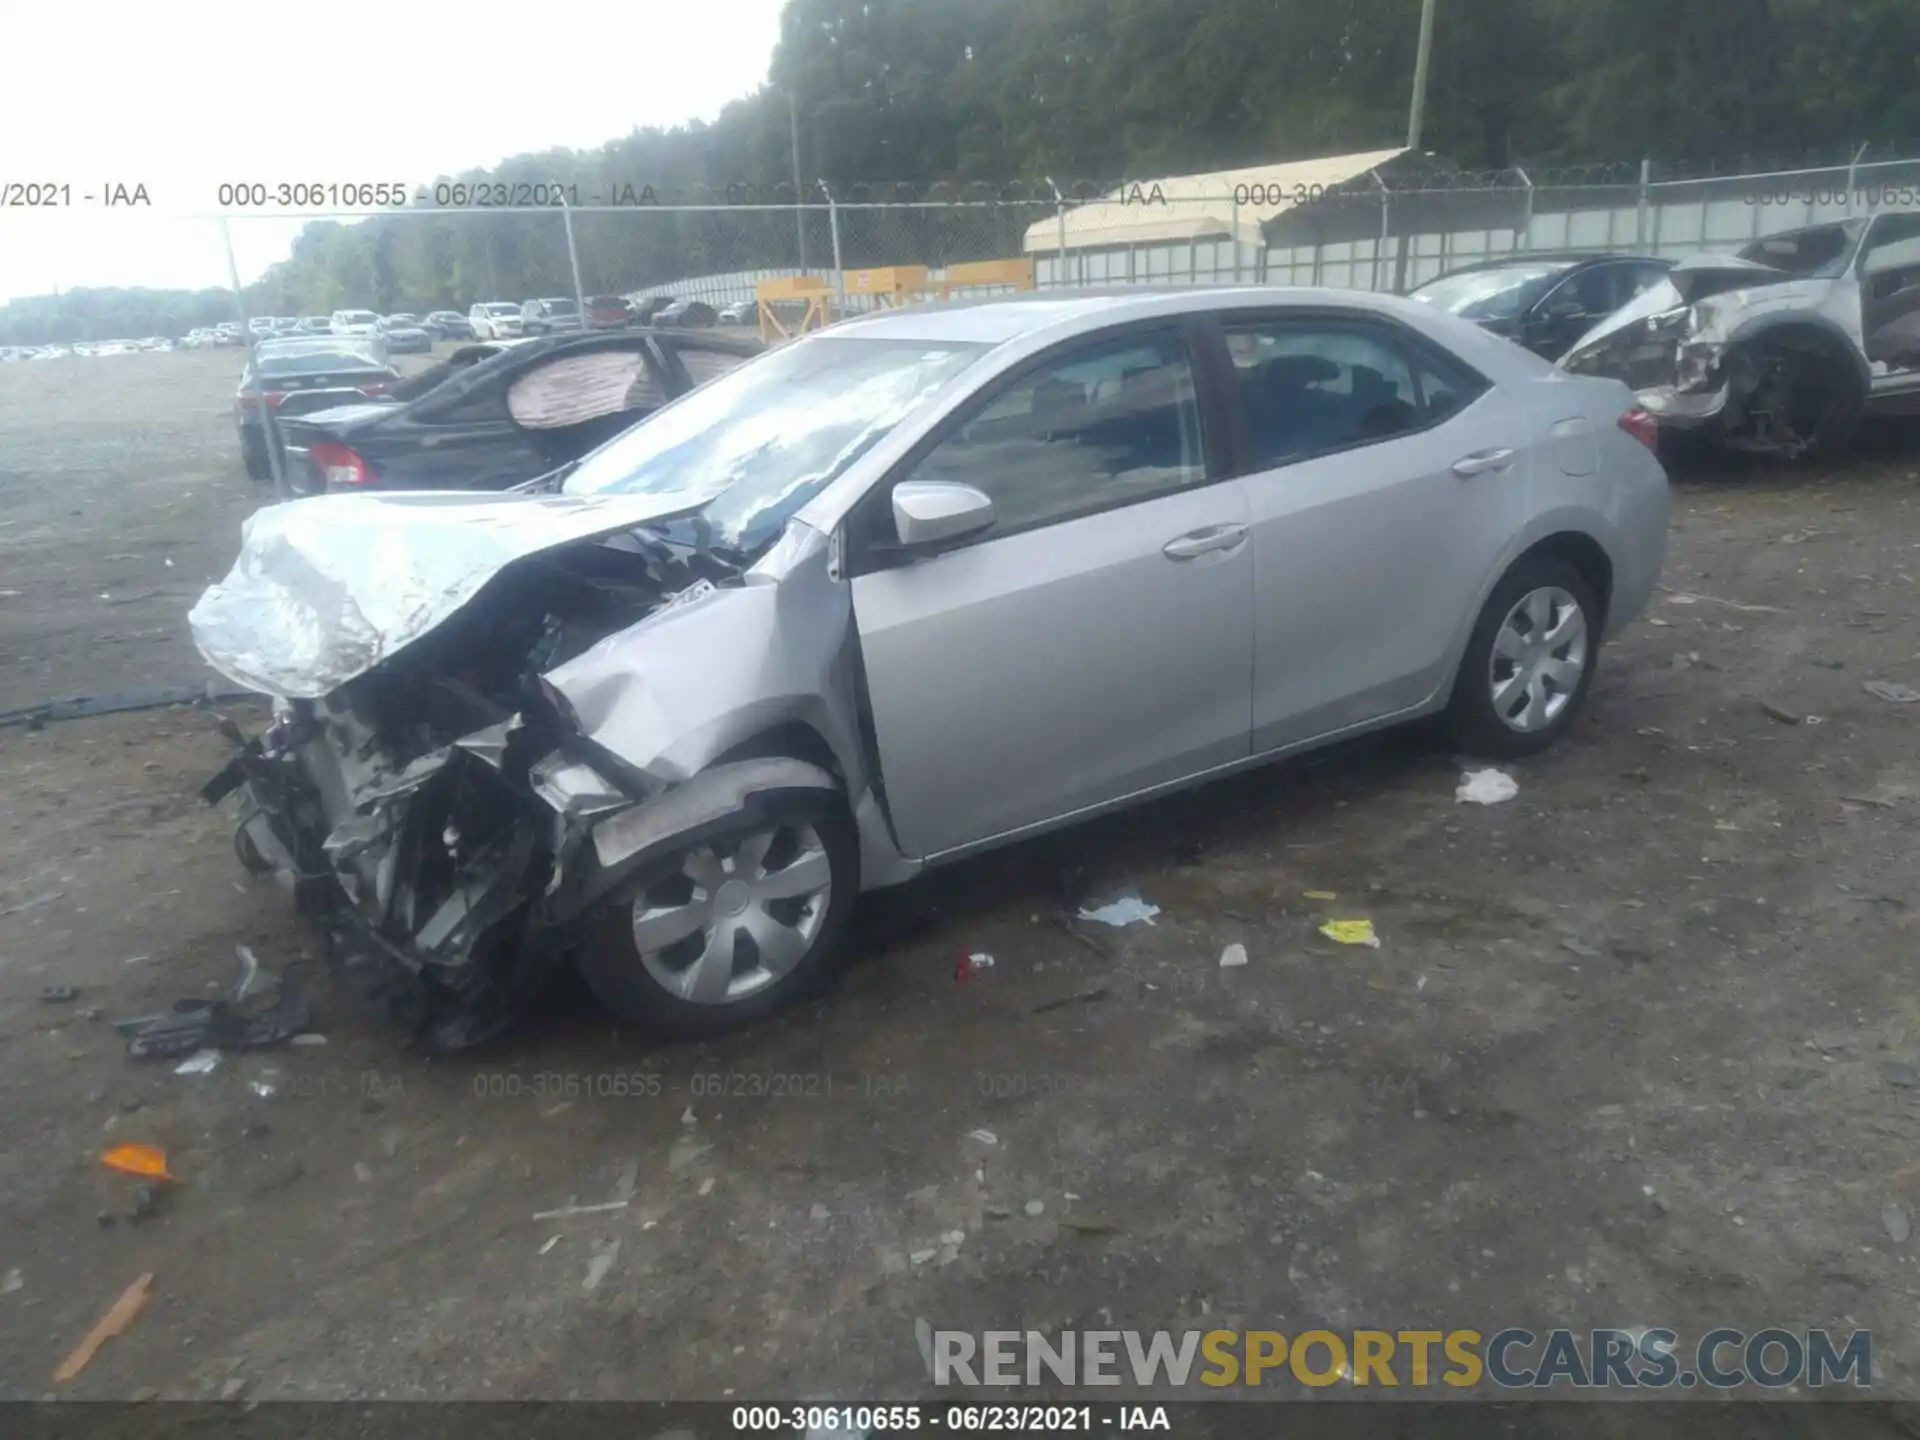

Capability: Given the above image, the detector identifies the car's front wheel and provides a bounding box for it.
[1443,553,1601,759]
[575,792,858,1039]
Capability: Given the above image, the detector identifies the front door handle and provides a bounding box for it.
[1162,523,1248,560]
[1452,447,1516,478]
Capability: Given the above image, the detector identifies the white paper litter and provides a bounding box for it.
[1076,895,1160,927]
[1219,942,1249,968]
[966,1129,999,1146]
[1456,768,1519,805]
[174,1049,221,1075]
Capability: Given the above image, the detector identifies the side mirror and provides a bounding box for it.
[892,480,995,548]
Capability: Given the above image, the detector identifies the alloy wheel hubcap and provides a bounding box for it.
[1489,586,1587,733]
[630,822,832,1004]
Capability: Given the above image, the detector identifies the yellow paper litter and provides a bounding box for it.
[1319,919,1380,948]
[1304,890,1338,901]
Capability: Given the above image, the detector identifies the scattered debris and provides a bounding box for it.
[1664,591,1782,614]
[538,1236,560,1255]
[1219,942,1249,968]
[1863,680,1920,704]
[954,951,996,985]
[101,1143,174,1182]
[1880,1061,1920,1088]
[219,1377,248,1402]
[698,1177,715,1196]
[582,1240,621,1294]
[1304,890,1337,901]
[1024,1199,1046,1217]
[39,986,79,1004]
[1760,700,1806,726]
[1559,938,1602,960]
[1456,768,1519,805]
[611,1160,639,1206]
[173,1049,221,1076]
[1885,1202,1911,1245]
[1076,896,1160,928]
[53,1272,153,1383]
[353,1162,374,1184]
[1061,1218,1122,1237]
[667,1137,713,1173]
[1319,919,1381,948]
[119,943,313,1060]
[250,1079,276,1098]
[810,1203,831,1223]
[1840,794,1897,809]
[1,1268,22,1296]
[1028,986,1109,1015]
[910,1248,936,1266]
[966,1129,999,1146]
[0,891,64,918]
[530,1201,629,1221]
[289,1033,326,1047]
[915,1317,937,1379]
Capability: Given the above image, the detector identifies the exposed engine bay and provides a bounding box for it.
[201,524,741,1048]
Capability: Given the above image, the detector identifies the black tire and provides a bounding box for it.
[1733,334,1864,462]
[575,790,858,1040]
[241,431,271,482]
[1443,553,1602,760]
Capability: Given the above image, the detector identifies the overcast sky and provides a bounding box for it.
[0,0,786,302]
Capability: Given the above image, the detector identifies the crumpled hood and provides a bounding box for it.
[189,489,713,700]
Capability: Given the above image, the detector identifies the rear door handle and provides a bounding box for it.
[1452,447,1516,478]
[1162,523,1248,560]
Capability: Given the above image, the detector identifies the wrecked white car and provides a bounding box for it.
[1561,213,1920,458]
[193,288,1668,1048]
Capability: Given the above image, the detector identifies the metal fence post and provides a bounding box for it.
[222,218,288,497]
[1636,157,1651,246]
[1515,167,1532,253]
[1231,191,1244,283]
[1047,177,1067,288]
[1845,141,1869,215]
[822,181,844,299]
[1371,173,1391,291]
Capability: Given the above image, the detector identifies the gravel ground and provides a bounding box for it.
[3,349,1920,1415]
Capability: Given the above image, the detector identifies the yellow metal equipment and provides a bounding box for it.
[755,276,836,343]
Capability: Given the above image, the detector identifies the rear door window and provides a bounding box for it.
[1222,319,1487,468]
[504,349,669,429]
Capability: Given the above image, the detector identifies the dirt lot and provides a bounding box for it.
[4,348,1920,1410]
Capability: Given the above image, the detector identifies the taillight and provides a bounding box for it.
[359,380,388,397]
[240,390,288,408]
[309,440,372,487]
[1618,408,1659,452]
[263,391,289,409]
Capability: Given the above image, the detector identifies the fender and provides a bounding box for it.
[586,756,841,876]
[1720,312,1872,396]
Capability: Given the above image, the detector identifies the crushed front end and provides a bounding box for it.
[191,492,738,1048]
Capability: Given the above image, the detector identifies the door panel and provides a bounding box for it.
[849,325,1252,859]
[852,485,1253,858]
[1860,214,1920,373]
[1221,318,1527,752]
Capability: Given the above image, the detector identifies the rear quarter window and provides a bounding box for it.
[504,350,666,429]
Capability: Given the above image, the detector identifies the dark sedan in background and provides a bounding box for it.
[1409,253,1673,358]
[423,310,474,340]
[272,328,763,494]
[377,314,435,354]
[235,338,402,481]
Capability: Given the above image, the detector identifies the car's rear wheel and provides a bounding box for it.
[575,792,858,1040]
[1444,554,1601,759]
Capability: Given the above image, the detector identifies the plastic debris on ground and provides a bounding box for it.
[1864,680,1920,704]
[1886,1202,1911,1244]
[1319,919,1381,948]
[530,1200,629,1221]
[582,1239,621,1293]
[966,1129,999,1146]
[39,985,80,1004]
[1,1268,22,1296]
[173,1049,221,1076]
[117,943,311,1060]
[1304,890,1337,901]
[53,1272,153,1383]
[101,1143,175,1182]
[1219,942,1249,968]
[1076,895,1160,927]
[1024,1199,1046,1216]
[954,950,996,985]
[1456,768,1519,805]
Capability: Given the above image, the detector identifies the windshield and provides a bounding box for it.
[1736,221,1865,279]
[1411,264,1563,320]
[258,349,385,377]
[485,303,520,316]
[339,311,377,324]
[563,336,988,553]
[543,299,579,315]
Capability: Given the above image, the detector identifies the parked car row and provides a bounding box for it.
[1411,213,1920,459]
[2,337,175,359]
[192,282,1670,1047]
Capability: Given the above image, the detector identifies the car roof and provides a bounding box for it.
[1416,252,1670,283]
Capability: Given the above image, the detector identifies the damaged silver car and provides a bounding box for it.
[1561,212,1920,458]
[193,287,1669,1047]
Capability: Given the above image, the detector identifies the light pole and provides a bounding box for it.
[1406,0,1437,150]
[556,183,586,321]
[788,90,808,270]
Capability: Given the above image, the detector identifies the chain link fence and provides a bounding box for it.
[217,150,1920,330]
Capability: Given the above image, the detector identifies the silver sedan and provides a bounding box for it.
[194,287,1670,1045]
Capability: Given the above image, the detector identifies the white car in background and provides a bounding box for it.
[331,309,381,337]
[468,301,525,339]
